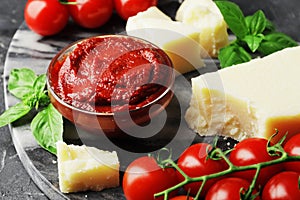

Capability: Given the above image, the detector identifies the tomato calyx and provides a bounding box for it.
[267,129,287,157]
[155,148,174,169]
[239,188,260,200]
[154,136,300,200]
[206,136,232,161]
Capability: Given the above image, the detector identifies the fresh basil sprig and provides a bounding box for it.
[258,32,299,55]
[0,103,31,127]
[218,44,251,68]
[215,1,298,68]
[31,104,63,155]
[215,0,248,39]
[0,68,63,155]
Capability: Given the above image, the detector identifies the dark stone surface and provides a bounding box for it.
[0,0,48,199]
[0,0,299,199]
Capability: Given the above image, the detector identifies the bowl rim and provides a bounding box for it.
[46,34,175,116]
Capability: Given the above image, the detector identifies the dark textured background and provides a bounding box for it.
[0,0,299,199]
[0,0,48,199]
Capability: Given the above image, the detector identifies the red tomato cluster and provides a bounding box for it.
[24,0,157,36]
[123,135,300,200]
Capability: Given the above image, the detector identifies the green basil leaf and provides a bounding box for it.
[0,102,32,127]
[218,44,252,68]
[38,92,51,107]
[245,10,267,35]
[8,68,37,99]
[242,34,264,52]
[23,92,38,108]
[264,19,276,34]
[258,32,298,55]
[33,74,49,109]
[215,1,248,39]
[31,104,63,155]
[33,74,47,95]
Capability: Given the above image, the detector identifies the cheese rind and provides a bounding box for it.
[175,0,228,57]
[185,46,300,143]
[56,141,119,193]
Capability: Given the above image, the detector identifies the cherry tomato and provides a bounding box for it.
[68,0,113,28]
[205,177,260,200]
[229,138,282,187]
[283,133,300,173]
[169,196,194,200]
[24,0,69,36]
[262,171,300,200]
[114,0,157,20]
[176,143,229,197]
[123,156,178,200]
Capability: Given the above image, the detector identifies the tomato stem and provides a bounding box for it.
[194,178,206,200]
[244,165,260,199]
[154,141,300,200]
[154,158,191,198]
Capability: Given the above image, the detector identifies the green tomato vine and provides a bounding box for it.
[154,133,300,200]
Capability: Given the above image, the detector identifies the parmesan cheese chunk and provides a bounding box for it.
[185,46,300,143]
[126,7,205,74]
[126,6,171,22]
[176,0,228,58]
[56,141,119,193]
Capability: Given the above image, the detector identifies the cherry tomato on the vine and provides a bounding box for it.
[262,171,300,200]
[176,143,229,198]
[205,177,260,200]
[24,0,69,36]
[229,138,282,187]
[283,133,300,173]
[114,0,157,20]
[123,156,179,200]
[68,0,114,29]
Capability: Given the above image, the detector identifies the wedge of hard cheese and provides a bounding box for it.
[185,46,300,143]
[176,0,228,58]
[56,141,119,193]
[126,7,204,74]
[126,6,171,22]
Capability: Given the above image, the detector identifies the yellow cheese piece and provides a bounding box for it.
[175,0,228,58]
[126,6,171,22]
[126,7,205,74]
[56,141,119,193]
[185,46,300,143]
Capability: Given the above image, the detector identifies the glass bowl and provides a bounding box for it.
[47,34,175,137]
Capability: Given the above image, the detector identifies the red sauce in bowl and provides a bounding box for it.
[48,35,174,113]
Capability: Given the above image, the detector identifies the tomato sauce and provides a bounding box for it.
[49,35,173,113]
